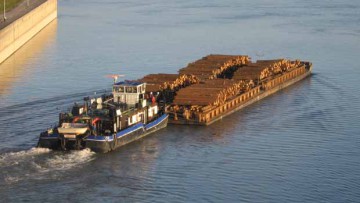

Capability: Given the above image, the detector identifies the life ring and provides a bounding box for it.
[73,116,80,123]
[92,117,101,125]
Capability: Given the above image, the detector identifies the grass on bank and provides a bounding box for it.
[0,0,24,15]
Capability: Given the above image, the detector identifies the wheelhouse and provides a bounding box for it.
[113,81,147,108]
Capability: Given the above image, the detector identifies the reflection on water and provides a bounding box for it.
[0,20,57,96]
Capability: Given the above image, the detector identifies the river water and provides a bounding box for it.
[0,0,360,202]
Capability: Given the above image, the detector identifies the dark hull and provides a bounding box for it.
[38,114,168,153]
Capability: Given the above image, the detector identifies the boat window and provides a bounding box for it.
[119,86,125,93]
[126,86,132,93]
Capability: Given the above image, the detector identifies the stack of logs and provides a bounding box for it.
[233,59,302,81]
[258,59,301,75]
[138,55,304,122]
[163,74,199,90]
[173,79,254,107]
[179,55,250,80]
[233,64,271,81]
[139,73,199,92]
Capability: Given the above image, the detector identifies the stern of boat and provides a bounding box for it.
[85,135,115,153]
[37,131,60,149]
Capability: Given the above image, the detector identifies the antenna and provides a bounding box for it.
[255,51,265,58]
[106,74,125,84]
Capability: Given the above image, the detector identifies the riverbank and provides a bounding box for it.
[0,0,47,30]
[0,0,23,15]
[0,0,56,64]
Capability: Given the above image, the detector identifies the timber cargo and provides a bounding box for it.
[139,55,312,125]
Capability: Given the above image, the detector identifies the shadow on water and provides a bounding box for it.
[0,19,58,96]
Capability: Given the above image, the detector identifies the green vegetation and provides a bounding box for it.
[0,0,24,15]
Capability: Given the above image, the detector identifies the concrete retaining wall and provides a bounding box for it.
[0,0,57,64]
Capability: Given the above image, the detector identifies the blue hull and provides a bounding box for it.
[38,114,169,153]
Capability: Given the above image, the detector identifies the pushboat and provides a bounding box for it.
[37,80,168,153]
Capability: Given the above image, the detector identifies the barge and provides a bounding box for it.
[38,80,168,153]
[37,54,312,152]
[139,55,312,125]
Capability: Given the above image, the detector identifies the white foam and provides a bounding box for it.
[4,176,21,184]
[1,148,96,185]
[0,147,51,167]
[0,147,51,159]
[43,148,95,171]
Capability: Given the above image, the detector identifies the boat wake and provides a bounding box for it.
[41,148,96,172]
[0,148,96,185]
[0,147,51,167]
